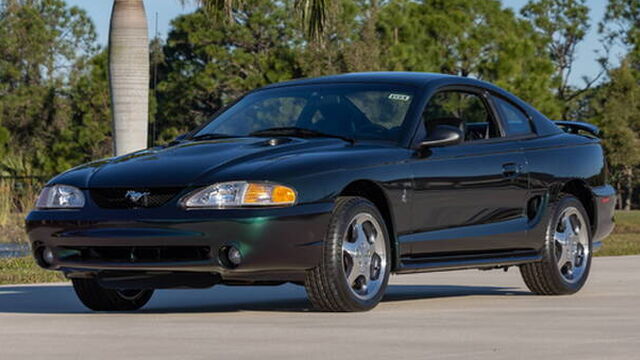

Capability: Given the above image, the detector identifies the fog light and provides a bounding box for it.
[42,247,55,265]
[227,246,242,266]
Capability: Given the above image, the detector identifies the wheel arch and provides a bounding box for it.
[339,180,398,271]
[559,179,596,232]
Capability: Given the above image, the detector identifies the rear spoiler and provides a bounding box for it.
[554,121,600,137]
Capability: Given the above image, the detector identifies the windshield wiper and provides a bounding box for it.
[189,133,238,141]
[249,127,354,144]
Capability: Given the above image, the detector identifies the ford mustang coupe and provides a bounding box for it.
[26,72,615,312]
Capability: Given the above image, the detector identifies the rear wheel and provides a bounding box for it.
[520,195,592,295]
[72,278,154,311]
[305,197,391,312]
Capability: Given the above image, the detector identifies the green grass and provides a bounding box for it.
[0,212,28,244]
[0,257,66,285]
[597,210,640,256]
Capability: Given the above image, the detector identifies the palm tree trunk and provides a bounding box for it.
[109,0,149,155]
[624,165,634,211]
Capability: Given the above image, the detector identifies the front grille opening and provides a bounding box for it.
[90,187,183,209]
[58,246,212,263]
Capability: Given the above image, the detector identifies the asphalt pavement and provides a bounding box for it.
[1,255,639,359]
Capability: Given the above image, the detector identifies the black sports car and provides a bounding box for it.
[26,72,616,312]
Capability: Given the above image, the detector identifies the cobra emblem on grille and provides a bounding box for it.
[125,190,150,203]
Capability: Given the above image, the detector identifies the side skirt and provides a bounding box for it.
[394,249,542,274]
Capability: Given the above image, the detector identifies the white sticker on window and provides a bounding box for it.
[388,93,411,102]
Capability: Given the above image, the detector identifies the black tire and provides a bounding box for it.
[305,197,391,312]
[520,194,592,295]
[72,278,154,311]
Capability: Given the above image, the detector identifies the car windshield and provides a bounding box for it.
[193,83,416,143]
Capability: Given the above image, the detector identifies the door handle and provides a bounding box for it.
[502,163,520,177]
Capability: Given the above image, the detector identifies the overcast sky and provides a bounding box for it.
[65,0,621,87]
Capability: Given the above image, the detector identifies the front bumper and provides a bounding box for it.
[26,202,333,281]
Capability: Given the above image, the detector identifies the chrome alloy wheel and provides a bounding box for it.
[554,207,590,283]
[342,213,387,300]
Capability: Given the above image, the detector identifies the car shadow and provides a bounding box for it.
[0,283,530,314]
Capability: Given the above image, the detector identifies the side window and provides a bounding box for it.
[493,97,533,136]
[423,91,500,141]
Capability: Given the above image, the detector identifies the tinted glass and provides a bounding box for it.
[494,97,533,135]
[195,84,416,142]
[423,91,499,141]
[212,97,306,135]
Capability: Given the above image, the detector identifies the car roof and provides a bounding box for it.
[260,72,454,89]
[260,72,520,102]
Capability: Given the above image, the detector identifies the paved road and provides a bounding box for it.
[1,256,639,359]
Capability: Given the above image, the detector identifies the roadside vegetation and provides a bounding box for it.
[0,178,38,244]
[0,257,65,285]
[598,211,640,256]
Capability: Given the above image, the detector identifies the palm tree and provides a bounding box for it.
[108,0,326,156]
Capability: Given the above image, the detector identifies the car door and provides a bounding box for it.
[401,87,530,257]
[490,93,550,250]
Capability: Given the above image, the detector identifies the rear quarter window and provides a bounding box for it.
[493,96,533,136]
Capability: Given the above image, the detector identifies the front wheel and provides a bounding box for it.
[72,278,154,311]
[305,197,391,312]
[520,194,592,295]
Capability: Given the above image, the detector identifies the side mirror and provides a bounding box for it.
[420,125,463,148]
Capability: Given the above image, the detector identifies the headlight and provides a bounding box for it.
[35,185,85,209]
[182,181,297,208]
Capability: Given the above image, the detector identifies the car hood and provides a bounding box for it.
[53,137,352,188]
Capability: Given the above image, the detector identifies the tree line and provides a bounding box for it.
[1,0,640,209]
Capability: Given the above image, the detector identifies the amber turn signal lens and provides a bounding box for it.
[272,185,296,204]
